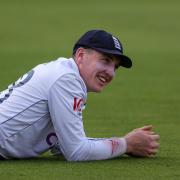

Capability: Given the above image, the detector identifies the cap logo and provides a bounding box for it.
[112,36,121,51]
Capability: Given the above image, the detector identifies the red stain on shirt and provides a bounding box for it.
[109,138,120,155]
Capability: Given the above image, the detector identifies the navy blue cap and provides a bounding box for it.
[73,30,132,68]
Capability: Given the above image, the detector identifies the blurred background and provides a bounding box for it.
[0,0,180,178]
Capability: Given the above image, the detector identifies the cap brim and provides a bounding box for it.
[91,47,132,68]
[118,55,132,68]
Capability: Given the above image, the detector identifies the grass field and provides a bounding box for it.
[0,0,180,179]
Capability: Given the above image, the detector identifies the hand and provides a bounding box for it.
[124,125,160,157]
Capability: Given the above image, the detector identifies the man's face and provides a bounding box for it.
[75,48,120,92]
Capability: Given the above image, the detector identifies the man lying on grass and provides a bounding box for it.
[0,30,160,161]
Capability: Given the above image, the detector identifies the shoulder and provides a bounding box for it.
[32,57,86,90]
[42,58,87,99]
[49,73,87,99]
[35,58,79,78]
[50,58,87,93]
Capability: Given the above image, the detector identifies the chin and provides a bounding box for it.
[91,86,104,93]
[87,83,106,92]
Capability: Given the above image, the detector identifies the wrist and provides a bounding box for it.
[119,137,127,155]
[124,136,132,154]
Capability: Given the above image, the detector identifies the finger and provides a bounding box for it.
[148,148,159,155]
[140,125,153,131]
[145,131,156,135]
[151,134,160,141]
[150,142,159,149]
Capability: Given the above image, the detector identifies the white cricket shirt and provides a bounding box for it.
[0,57,126,161]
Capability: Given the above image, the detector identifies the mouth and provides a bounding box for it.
[97,75,110,85]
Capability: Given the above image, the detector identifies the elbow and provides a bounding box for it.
[64,143,91,162]
[65,152,88,162]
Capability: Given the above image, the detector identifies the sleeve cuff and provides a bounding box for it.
[118,137,127,155]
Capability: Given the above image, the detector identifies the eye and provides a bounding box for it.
[101,58,119,70]
[102,58,111,63]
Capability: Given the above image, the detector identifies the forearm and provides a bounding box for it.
[64,137,127,161]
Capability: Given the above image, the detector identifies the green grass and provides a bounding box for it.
[0,156,179,180]
[0,0,180,179]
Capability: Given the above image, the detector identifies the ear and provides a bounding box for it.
[74,47,86,65]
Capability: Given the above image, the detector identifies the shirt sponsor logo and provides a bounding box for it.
[73,97,85,112]
[46,132,58,146]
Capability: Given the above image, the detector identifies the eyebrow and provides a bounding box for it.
[102,53,114,60]
[102,53,121,68]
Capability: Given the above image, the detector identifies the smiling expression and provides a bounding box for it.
[74,48,120,92]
